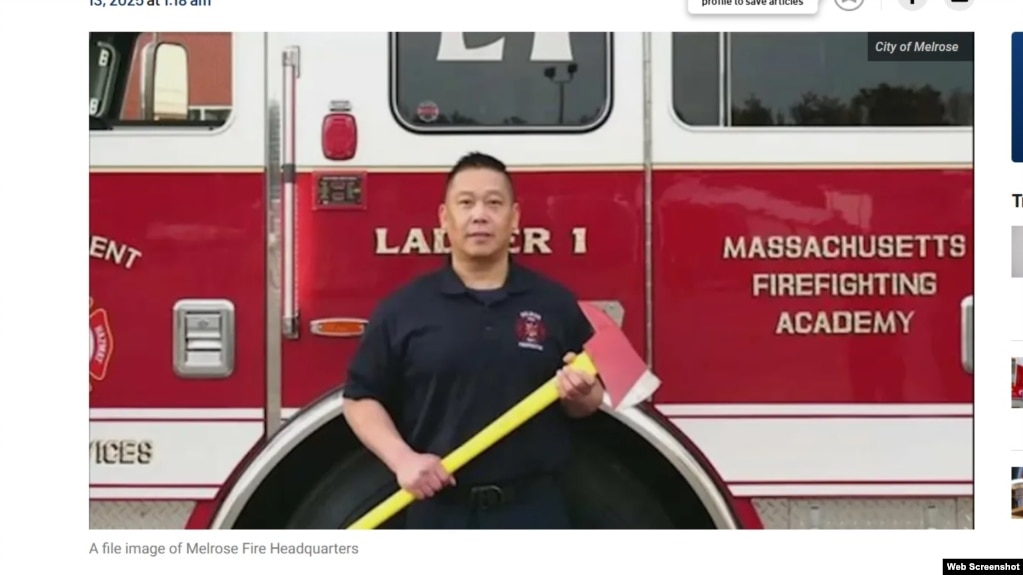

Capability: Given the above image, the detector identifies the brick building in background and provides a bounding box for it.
[121,32,232,121]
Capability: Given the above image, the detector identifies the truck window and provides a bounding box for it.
[390,33,612,133]
[672,32,974,127]
[90,32,233,130]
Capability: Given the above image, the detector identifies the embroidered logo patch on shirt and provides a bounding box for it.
[515,310,547,351]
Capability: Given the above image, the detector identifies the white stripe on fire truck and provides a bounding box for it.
[89,403,972,421]
[728,483,971,497]
[87,161,972,174]
[88,413,971,499]
[90,487,218,500]
[89,483,971,501]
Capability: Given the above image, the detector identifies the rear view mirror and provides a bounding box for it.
[142,42,189,121]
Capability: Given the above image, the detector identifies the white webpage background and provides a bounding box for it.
[2,0,1019,573]
[1007,280,1023,340]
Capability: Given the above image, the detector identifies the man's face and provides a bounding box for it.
[439,167,519,261]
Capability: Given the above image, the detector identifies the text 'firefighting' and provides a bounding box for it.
[723,234,968,336]
[375,227,588,255]
[89,235,143,269]
[90,541,359,557]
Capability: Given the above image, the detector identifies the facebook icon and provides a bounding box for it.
[1014,33,1023,162]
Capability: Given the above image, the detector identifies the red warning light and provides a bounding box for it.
[322,113,357,161]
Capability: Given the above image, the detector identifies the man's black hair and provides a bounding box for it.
[444,151,516,202]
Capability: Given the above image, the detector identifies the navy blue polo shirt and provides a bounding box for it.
[342,259,595,485]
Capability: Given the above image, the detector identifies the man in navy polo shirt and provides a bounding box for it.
[342,151,605,529]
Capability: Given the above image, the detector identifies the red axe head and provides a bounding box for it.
[578,302,661,410]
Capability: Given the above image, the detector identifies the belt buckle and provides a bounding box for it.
[470,485,504,510]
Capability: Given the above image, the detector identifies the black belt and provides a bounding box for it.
[437,473,558,511]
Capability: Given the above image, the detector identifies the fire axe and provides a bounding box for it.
[346,301,662,530]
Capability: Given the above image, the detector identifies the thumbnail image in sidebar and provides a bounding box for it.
[1013,468,1023,518]
[1012,227,1023,277]
[1011,228,1023,340]
[1012,358,1022,408]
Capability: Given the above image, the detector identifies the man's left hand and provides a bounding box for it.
[556,352,599,402]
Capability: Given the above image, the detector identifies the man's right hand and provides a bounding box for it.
[394,452,455,499]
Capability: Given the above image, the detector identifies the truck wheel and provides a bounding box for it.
[285,439,676,529]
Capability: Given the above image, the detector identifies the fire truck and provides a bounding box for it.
[89,32,975,530]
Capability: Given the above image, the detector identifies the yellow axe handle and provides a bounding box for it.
[346,352,598,530]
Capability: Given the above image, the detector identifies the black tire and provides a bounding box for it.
[285,439,676,529]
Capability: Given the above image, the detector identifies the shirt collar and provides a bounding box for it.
[439,255,531,295]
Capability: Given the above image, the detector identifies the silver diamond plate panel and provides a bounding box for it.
[752,498,972,529]
[90,502,193,530]
[751,498,791,529]
[87,498,974,530]
[956,497,974,528]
